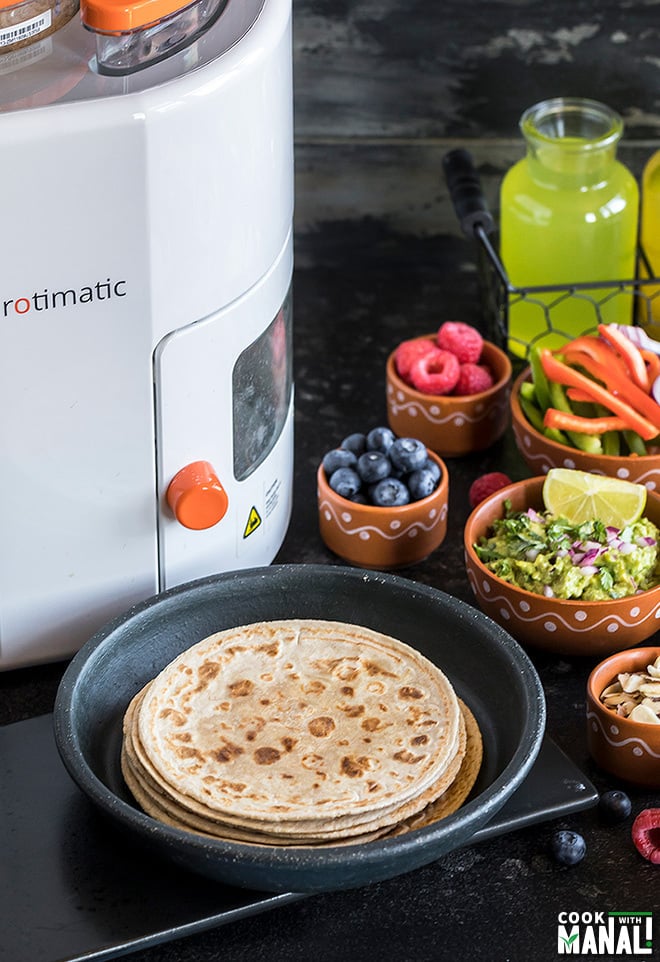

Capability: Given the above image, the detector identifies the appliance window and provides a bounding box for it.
[232,292,292,481]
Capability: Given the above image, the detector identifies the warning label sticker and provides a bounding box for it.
[243,506,262,538]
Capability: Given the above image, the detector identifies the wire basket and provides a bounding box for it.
[442,148,660,360]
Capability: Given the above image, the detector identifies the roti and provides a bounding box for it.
[121,619,482,845]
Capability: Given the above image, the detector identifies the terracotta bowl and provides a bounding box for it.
[463,476,660,657]
[317,449,449,569]
[511,367,660,491]
[587,647,660,787]
[386,336,512,458]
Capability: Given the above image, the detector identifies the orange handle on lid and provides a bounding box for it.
[81,0,192,34]
[166,460,229,530]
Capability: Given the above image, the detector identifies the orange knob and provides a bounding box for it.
[166,461,228,530]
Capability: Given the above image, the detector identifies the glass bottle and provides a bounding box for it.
[640,150,660,333]
[500,98,639,359]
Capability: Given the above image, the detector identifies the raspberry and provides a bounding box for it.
[394,338,437,384]
[632,808,660,864]
[437,321,483,364]
[408,348,460,395]
[468,472,512,509]
[453,362,495,396]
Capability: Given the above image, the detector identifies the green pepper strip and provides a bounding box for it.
[540,349,658,441]
[623,430,648,456]
[528,345,552,411]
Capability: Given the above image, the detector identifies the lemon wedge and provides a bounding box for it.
[542,468,647,527]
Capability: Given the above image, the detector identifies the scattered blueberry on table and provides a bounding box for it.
[550,829,587,867]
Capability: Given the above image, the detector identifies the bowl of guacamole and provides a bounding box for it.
[464,476,660,656]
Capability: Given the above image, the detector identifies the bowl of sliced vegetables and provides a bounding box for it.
[511,324,660,491]
[464,469,660,656]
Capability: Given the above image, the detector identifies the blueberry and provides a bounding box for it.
[357,450,391,484]
[599,789,632,824]
[370,477,411,507]
[366,426,395,455]
[328,467,362,499]
[341,433,367,457]
[421,457,441,484]
[323,448,357,476]
[389,437,428,473]
[407,467,438,501]
[550,830,587,866]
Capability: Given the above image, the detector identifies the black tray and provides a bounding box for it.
[1,714,598,962]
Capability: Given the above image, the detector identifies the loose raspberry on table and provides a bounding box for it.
[394,338,437,384]
[453,362,494,396]
[409,348,460,395]
[468,472,512,508]
[632,808,660,864]
[437,321,483,364]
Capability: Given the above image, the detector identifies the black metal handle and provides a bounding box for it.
[442,148,495,238]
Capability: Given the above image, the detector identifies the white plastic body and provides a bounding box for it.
[0,0,294,669]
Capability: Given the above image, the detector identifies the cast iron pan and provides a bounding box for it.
[53,564,546,893]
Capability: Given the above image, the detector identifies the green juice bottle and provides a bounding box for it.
[640,150,660,334]
[500,98,639,359]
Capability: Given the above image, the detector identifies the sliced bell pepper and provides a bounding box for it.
[539,349,659,440]
[641,348,660,385]
[561,345,660,432]
[547,380,602,453]
[598,324,650,392]
[623,430,649,456]
[528,344,552,411]
[543,408,627,436]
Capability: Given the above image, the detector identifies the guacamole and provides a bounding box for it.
[474,502,660,601]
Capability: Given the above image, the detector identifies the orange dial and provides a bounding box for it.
[166,461,228,530]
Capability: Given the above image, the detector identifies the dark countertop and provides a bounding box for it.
[3,214,660,962]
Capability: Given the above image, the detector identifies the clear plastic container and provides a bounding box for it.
[81,0,226,75]
[0,0,79,52]
[500,98,639,358]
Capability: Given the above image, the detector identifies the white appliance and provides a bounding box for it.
[0,0,294,669]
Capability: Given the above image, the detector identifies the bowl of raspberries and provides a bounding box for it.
[317,426,449,569]
[386,322,512,458]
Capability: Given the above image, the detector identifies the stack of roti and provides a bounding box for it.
[121,619,482,846]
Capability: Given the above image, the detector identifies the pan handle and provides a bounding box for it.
[442,148,495,238]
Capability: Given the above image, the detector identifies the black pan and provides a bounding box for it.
[53,564,545,893]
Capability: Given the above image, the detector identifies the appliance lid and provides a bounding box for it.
[0,0,269,111]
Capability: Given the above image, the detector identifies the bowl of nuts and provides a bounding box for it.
[386,322,512,458]
[587,647,660,788]
[317,426,449,569]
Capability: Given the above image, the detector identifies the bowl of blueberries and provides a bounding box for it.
[317,425,449,569]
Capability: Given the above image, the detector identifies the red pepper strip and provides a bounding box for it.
[597,324,650,392]
[543,408,628,435]
[641,348,660,385]
[562,345,660,433]
[539,349,658,440]
[566,387,599,404]
[560,334,625,373]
